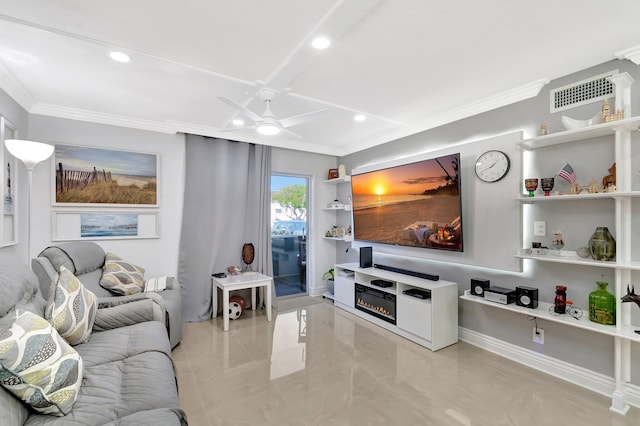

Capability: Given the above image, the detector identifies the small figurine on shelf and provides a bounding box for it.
[602,163,616,190]
[538,123,548,136]
[621,285,640,308]
[602,99,625,123]
[587,179,599,194]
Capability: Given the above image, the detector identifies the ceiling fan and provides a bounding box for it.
[217,90,328,139]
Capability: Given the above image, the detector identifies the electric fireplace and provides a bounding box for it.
[355,283,396,325]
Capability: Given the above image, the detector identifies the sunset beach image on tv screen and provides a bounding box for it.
[351,153,462,251]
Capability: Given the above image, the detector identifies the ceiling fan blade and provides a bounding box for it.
[279,127,303,139]
[217,97,263,122]
[279,109,328,128]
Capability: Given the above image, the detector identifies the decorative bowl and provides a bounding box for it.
[561,112,601,130]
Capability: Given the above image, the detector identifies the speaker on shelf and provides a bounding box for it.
[515,286,539,309]
[470,278,490,297]
[360,246,373,268]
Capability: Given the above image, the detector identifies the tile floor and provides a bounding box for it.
[173,300,640,425]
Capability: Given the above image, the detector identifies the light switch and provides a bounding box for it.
[533,221,546,237]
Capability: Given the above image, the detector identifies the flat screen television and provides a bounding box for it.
[351,152,462,251]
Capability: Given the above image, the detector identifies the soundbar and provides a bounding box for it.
[373,264,439,281]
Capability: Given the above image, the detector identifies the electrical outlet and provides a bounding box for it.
[533,327,544,344]
[533,221,546,237]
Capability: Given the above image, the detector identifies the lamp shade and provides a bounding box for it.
[4,139,54,171]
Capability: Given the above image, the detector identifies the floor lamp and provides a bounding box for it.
[4,139,54,261]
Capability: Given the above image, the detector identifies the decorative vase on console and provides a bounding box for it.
[588,226,616,261]
[589,278,615,325]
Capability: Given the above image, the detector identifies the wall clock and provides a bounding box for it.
[475,150,510,183]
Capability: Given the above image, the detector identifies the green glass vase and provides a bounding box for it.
[589,281,615,325]
[588,226,616,261]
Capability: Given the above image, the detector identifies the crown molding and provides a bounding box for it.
[0,62,36,111]
[30,104,175,134]
[20,77,549,159]
[615,45,640,65]
[337,78,549,157]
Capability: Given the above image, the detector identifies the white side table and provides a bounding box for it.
[211,272,273,331]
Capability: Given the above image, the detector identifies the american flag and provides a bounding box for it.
[557,163,576,183]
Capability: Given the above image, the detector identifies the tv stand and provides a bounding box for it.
[333,262,458,351]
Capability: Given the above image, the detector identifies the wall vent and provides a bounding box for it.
[550,70,617,113]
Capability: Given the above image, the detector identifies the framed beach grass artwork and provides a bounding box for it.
[53,144,158,207]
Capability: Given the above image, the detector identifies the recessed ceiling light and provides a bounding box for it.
[232,119,245,126]
[109,51,130,63]
[311,37,331,50]
[354,114,367,122]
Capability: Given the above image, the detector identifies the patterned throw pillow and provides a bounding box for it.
[46,266,98,346]
[0,310,83,416]
[99,252,145,296]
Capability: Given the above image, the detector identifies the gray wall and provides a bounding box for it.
[338,59,640,381]
[27,115,186,277]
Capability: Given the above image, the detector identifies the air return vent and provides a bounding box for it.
[550,70,617,113]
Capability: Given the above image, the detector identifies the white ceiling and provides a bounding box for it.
[1,0,640,156]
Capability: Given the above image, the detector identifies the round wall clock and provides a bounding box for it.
[475,150,510,183]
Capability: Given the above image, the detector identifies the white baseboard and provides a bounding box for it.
[459,327,640,410]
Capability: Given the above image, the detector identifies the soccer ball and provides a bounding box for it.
[228,301,243,320]
[229,295,246,311]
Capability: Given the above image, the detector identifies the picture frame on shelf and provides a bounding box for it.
[327,168,339,180]
[53,144,158,207]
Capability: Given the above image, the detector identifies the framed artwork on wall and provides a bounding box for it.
[52,210,159,241]
[52,144,158,207]
[0,116,18,247]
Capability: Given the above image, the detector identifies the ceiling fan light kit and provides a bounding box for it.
[217,89,327,139]
[256,124,280,135]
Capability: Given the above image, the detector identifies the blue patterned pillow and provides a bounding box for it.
[0,310,83,416]
[46,266,97,346]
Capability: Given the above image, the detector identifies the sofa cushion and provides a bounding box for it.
[38,242,106,276]
[46,267,98,346]
[0,310,82,416]
[23,321,185,426]
[100,253,145,296]
[0,253,46,319]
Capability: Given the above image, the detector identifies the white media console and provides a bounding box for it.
[333,263,458,351]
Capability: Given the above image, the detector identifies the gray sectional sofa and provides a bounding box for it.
[0,251,187,425]
[32,242,183,348]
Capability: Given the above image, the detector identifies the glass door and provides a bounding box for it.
[271,175,309,298]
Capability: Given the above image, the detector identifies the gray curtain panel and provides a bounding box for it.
[178,135,272,322]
